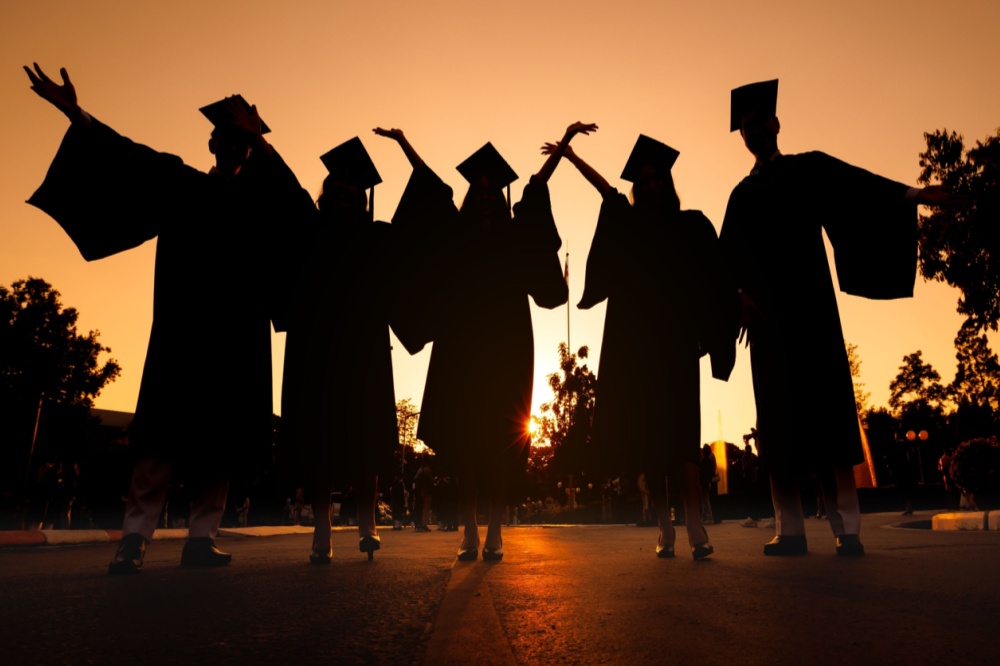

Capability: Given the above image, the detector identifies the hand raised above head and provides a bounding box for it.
[373,127,405,142]
[541,142,575,158]
[24,63,81,119]
[218,96,263,139]
[566,122,598,137]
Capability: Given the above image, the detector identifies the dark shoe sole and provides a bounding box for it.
[482,548,503,562]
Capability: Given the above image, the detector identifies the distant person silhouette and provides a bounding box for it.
[375,123,587,561]
[25,64,309,573]
[280,137,413,563]
[720,79,960,557]
[546,134,735,560]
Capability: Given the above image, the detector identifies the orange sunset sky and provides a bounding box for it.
[2,0,998,449]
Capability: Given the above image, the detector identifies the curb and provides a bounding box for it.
[931,510,998,531]
[0,524,336,548]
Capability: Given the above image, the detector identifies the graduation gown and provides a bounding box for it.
[719,151,916,476]
[579,190,735,479]
[280,210,402,490]
[28,118,306,478]
[399,167,568,492]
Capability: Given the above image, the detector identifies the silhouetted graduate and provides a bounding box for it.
[375,123,590,561]
[720,79,959,557]
[24,64,311,573]
[280,136,404,563]
[549,133,734,560]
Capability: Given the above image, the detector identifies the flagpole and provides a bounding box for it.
[565,246,570,352]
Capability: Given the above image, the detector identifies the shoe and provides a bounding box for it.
[482,542,503,562]
[309,546,333,565]
[835,534,865,557]
[763,519,776,529]
[763,535,808,556]
[740,517,758,528]
[180,537,232,567]
[360,534,381,561]
[108,533,146,575]
[655,527,675,558]
[692,543,714,560]
[456,543,479,561]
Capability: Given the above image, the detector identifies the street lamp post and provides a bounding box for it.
[905,429,930,485]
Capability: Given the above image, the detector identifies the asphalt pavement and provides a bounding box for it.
[1,512,997,665]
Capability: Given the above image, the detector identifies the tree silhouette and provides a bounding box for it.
[846,342,871,424]
[918,128,1000,329]
[1,277,120,495]
[535,343,598,474]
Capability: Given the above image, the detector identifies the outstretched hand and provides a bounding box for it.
[373,127,405,142]
[566,122,598,138]
[24,63,81,119]
[220,96,264,141]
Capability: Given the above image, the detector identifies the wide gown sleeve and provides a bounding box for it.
[388,165,459,354]
[511,178,568,310]
[577,189,632,310]
[27,117,198,261]
[804,151,917,300]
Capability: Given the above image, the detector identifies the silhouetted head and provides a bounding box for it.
[460,175,511,232]
[208,126,252,176]
[317,175,369,223]
[457,142,517,232]
[200,95,269,178]
[630,163,681,217]
[317,137,382,222]
[740,112,780,161]
[730,79,780,161]
[621,135,681,217]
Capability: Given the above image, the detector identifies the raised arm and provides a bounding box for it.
[24,63,91,126]
[373,127,425,170]
[543,141,611,197]
[534,121,598,184]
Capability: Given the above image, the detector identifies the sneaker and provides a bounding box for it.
[763,519,776,529]
[740,517,758,528]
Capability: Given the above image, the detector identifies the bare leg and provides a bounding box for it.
[311,488,332,560]
[459,476,479,552]
[356,475,378,539]
[651,485,674,553]
[484,499,503,551]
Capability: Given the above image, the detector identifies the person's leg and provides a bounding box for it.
[181,475,232,567]
[121,458,172,542]
[458,474,479,558]
[680,462,710,549]
[483,498,504,560]
[769,472,805,536]
[187,476,228,540]
[819,466,860,536]
[357,475,380,558]
[761,471,808,555]
[651,494,675,556]
[109,458,171,574]
[311,486,332,562]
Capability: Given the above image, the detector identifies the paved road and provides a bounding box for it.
[1,512,997,665]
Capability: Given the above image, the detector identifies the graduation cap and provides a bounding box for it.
[457,142,518,211]
[320,136,383,218]
[199,94,271,135]
[620,134,680,183]
[730,79,778,132]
